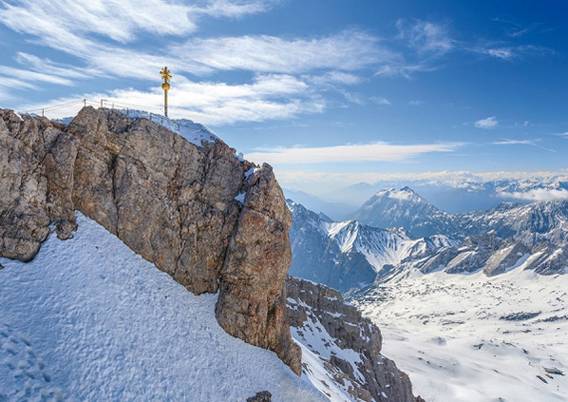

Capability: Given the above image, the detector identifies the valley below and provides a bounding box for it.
[352,270,568,402]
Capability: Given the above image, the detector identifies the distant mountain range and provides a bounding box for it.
[288,187,568,292]
[285,174,568,218]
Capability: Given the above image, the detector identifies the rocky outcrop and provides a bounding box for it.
[0,107,300,373]
[0,110,77,261]
[287,276,422,402]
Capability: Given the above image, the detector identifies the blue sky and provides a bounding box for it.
[1,0,567,194]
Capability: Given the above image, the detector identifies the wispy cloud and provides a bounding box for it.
[493,139,535,145]
[245,142,460,164]
[475,116,499,129]
[15,52,96,79]
[0,65,75,86]
[373,19,453,79]
[471,44,552,61]
[17,74,325,125]
[369,96,391,106]
[171,31,389,74]
[0,0,268,46]
[493,138,555,152]
[396,19,454,56]
[498,188,568,202]
[191,0,273,18]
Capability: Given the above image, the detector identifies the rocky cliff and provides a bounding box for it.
[0,107,300,373]
[287,277,423,402]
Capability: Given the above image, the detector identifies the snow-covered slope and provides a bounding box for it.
[352,187,458,238]
[288,200,452,291]
[0,214,324,402]
[351,269,568,402]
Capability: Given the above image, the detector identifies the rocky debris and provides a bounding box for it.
[246,391,272,402]
[0,107,299,373]
[286,276,422,402]
[544,367,564,376]
[499,312,541,321]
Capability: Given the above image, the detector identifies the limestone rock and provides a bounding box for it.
[287,276,422,402]
[216,164,301,374]
[0,110,76,261]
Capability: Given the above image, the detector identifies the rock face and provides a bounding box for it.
[0,107,300,374]
[287,276,421,402]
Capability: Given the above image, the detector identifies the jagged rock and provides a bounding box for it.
[246,391,272,402]
[216,164,301,374]
[0,107,299,374]
[0,110,76,261]
[483,242,530,276]
[287,276,422,402]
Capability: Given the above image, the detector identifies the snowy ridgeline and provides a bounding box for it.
[119,109,220,147]
[57,109,221,148]
[352,270,568,402]
[0,214,325,402]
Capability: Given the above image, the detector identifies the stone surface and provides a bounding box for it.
[287,276,422,402]
[216,164,301,374]
[0,107,299,374]
[0,110,76,261]
[246,391,272,402]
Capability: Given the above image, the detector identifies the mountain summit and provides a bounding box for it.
[352,187,457,238]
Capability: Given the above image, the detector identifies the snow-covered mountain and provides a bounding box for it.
[291,194,568,292]
[288,200,453,291]
[352,187,458,238]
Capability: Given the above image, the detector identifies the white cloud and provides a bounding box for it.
[498,189,568,202]
[274,169,568,197]
[0,0,267,46]
[171,31,390,74]
[193,0,273,18]
[493,139,535,145]
[0,65,75,86]
[307,71,363,86]
[16,74,325,125]
[396,19,454,55]
[369,96,391,106]
[492,138,555,152]
[472,44,552,61]
[245,142,460,165]
[484,47,515,60]
[475,116,498,129]
[15,52,97,79]
[375,63,437,79]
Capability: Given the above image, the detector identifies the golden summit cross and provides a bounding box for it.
[160,66,172,117]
